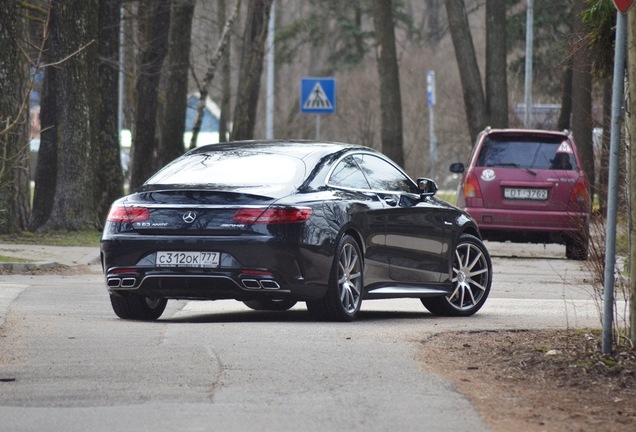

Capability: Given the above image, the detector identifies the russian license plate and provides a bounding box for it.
[504,188,548,200]
[156,251,220,268]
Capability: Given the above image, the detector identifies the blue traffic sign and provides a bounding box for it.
[301,77,336,114]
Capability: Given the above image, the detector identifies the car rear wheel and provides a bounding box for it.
[110,293,167,321]
[421,234,492,316]
[306,235,363,322]
[565,234,588,260]
[243,299,297,311]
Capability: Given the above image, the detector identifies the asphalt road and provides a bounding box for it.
[0,242,606,432]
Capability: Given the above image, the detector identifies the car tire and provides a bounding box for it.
[421,234,492,317]
[565,234,588,261]
[306,235,363,322]
[110,293,167,321]
[243,299,297,311]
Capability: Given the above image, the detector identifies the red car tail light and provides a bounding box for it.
[106,206,150,223]
[232,207,312,224]
[569,177,590,208]
[463,172,483,199]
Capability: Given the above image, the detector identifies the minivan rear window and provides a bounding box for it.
[476,135,577,170]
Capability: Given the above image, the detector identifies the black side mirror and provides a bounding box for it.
[449,162,465,173]
[416,178,438,197]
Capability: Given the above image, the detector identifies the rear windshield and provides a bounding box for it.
[476,135,578,170]
[145,152,306,187]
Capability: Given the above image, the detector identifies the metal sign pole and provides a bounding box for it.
[427,71,437,180]
[602,11,627,354]
[316,115,321,141]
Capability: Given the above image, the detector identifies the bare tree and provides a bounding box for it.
[571,0,594,191]
[42,0,100,231]
[190,0,241,148]
[218,0,232,143]
[95,0,124,224]
[371,0,404,167]
[444,0,486,143]
[30,12,58,231]
[0,0,28,234]
[231,0,272,141]
[129,0,171,191]
[157,0,196,168]
[485,0,508,128]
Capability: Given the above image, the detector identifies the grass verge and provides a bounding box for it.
[0,230,101,247]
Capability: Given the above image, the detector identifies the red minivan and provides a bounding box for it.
[450,128,590,260]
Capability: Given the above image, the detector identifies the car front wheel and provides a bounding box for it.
[110,293,167,321]
[421,234,492,316]
[306,235,363,322]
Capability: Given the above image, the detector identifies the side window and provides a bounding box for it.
[329,156,370,189]
[354,154,418,194]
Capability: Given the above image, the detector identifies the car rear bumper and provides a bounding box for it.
[464,207,589,242]
[105,268,327,301]
[101,236,331,301]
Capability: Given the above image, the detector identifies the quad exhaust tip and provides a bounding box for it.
[241,278,281,290]
[107,277,138,288]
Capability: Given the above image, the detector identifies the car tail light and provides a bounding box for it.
[463,173,483,199]
[569,177,590,208]
[232,207,312,224]
[106,206,150,223]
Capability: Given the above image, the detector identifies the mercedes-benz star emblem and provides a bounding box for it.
[182,211,197,224]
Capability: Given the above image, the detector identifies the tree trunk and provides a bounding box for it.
[426,0,443,45]
[231,0,273,141]
[571,0,594,194]
[129,0,171,191]
[557,61,573,130]
[95,0,124,225]
[444,0,486,144]
[485,0,508,128]
[30,46,58,231]
[0,1,28,234]
[43,0,99,231]
[372,0,404,167]
[218,0,231,143]
[158,0,195,168]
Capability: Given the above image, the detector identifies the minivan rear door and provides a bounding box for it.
[474,134,581,212]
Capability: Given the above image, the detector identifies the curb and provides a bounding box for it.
[0,261,61,271]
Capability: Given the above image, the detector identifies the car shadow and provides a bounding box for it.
[163,308,437,324]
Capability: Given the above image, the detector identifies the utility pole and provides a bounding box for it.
[523,0,534,128]
[427,71,437,180]
[603,2,630,354]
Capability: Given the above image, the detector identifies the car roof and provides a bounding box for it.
[481,128,571,139]
[191,140,376,160]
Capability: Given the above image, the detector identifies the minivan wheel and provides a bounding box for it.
[565,235,588,261]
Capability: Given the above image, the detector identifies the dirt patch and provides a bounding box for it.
[420,329,636,432]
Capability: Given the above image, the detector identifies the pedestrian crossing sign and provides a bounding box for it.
[301,77,336,114]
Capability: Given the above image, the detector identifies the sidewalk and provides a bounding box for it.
[0,243,101,271]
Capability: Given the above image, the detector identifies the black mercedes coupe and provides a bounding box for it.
[101,140,492,321]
